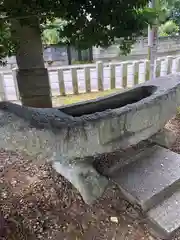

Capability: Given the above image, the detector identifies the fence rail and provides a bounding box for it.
[1,55,180,102]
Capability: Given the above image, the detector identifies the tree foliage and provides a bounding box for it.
[42,19,68,45]
[42,28,60,45]
[0,0,156,58]
[169,1,180,27]
[0,21,15,64]
[159,20,179,36]
[58,5,156,54]
[160,0,180,27]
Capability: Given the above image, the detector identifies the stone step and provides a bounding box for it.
[147,190,180,239]
[111,145,180,212]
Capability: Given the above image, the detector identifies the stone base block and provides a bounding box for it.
[149,128,177,148]
[53,160,109,204]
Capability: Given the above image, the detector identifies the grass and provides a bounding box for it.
[52,88,123,106]
[176,107,180,116]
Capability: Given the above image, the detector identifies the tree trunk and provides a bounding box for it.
[88,47,93,62]
[77,48,82,61]
[67,44,72,65]
[11,18,52,108]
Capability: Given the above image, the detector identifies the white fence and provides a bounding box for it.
[0,55,180,102]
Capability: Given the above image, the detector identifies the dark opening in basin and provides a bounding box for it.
[60,85,157,117]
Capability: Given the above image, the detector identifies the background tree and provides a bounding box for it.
[155,0,180,35]
[0,0,155,108]
[169,1,180,32]
[0,21,15,65]
[42,19,68,45]
[43,19,93,64]
[42,19,73,64]
[159,20,179,36]
[42,28,60,45]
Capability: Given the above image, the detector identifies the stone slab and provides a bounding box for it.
[147,190,180,239]
[112,145,180,211]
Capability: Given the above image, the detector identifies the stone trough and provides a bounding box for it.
[1,74,180,238]
[0,74,180,206]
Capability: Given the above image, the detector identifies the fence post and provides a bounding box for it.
[145,60,150,81]
[155,59,161,77]
[71,68,79,94]
[96,61,104,91]
[167,56,173,75]
[12,68,20,100]
[175,58,180,73]
[110,63,116,89]
[132,62,139,85]
[122,63,128,88]
[84,67,91,93]
[161,60,168,76]
[0,73,6,100]
[58,69,66,96]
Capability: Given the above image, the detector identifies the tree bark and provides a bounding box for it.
[11,18,52,108]
[67,44,72,65]
[77,48,82,61]
[88,47,93,62]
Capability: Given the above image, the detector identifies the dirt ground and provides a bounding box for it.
[1,117,180,240]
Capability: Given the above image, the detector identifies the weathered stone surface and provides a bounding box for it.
[112,145,180,211]
[58,74,180,156]
[53,160,108,204]
[0,74,180,204]
[147,190,180,239]
[149,128,177,148]
[0,106,108,204]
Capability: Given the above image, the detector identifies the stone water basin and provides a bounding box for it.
[1,74,180,204]
[58,74,180,157]
[51,74,180,204]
